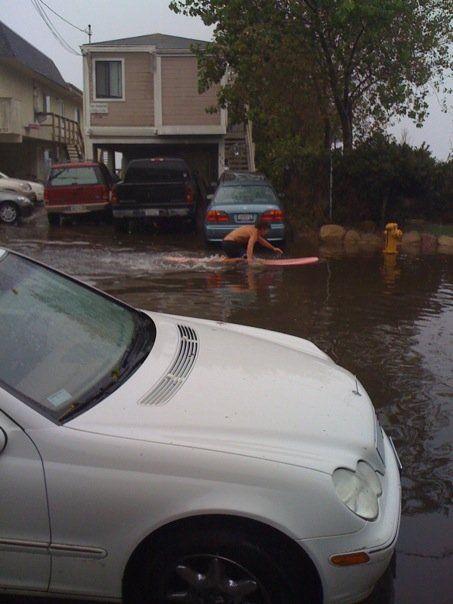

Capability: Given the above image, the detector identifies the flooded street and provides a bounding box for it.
[1,212,452,604]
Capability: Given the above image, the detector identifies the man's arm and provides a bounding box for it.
[247,231,258,262]
[258,236,283,254]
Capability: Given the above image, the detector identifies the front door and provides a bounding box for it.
[0,408,51,590]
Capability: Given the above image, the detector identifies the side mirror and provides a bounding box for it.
[0,428,7,454]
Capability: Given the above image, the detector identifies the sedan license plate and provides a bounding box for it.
[69,205,86,213]
[236,213,255,223]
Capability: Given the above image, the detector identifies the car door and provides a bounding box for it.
[0,407,51,591]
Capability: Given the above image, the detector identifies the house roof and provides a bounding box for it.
[87,32,208,50]
[0,19,67,87]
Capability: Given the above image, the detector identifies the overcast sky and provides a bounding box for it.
[1,0,451,159]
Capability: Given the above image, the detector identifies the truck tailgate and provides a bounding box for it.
[116,182,187,206]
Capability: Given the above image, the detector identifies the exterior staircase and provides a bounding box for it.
[38,112,85,161]
[66,142,83,162]
[224,122,255,172]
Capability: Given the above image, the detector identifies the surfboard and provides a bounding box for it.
[260,256,319,267]
[164,255,319,267]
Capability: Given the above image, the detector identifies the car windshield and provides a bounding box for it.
[214,185,278,205]
[48,166,102,186]
[0,251,155,421]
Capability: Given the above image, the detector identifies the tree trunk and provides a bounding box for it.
[323,118,332,151]
[340,110,353,151]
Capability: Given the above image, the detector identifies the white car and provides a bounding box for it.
[0,248,401,604]
[0,171,44,201]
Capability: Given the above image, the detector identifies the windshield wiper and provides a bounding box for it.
[59,313,155,423]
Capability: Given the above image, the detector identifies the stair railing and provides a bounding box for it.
[38,112,85,160]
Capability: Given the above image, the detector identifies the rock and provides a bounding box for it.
[402,231,421,245]
[344,229,361,245]
[420,232,437,253]
[319,224,346,242]
[360,232,383,248]
[438,235,453,248]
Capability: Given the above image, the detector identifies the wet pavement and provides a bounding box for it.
[0,211,452,604]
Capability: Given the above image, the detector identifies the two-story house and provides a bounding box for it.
[0,20,84,181]
[82,33,254,182]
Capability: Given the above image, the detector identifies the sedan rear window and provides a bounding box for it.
[214,185,278,205]
[0,253,155,421]
[48,166,102,186]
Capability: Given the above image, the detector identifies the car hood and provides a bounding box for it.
[0,178,30,192]
[70,312,380,474]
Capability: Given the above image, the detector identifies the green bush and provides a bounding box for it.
[257,133,452,227]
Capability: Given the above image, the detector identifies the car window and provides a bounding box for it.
[48,167,102,186]
[0,253,155,421]
[125,161,189,183]
[213,185,278,205]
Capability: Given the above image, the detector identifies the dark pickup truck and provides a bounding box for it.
[112,157,203,230]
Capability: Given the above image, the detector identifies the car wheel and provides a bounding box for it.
[0,201,19,225]
[47,213,62,226]
[127,524,319,604]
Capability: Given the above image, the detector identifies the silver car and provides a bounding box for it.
[0,248,401,604]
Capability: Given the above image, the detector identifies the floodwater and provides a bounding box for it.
[0,212,452,604]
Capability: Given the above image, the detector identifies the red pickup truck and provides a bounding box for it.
[45,161,116,225]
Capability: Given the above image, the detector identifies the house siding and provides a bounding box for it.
[161,56,220,126]
[89,52,154,127]
[0,62,82,141]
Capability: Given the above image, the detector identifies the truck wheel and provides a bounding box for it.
[114,217,128,233]
[47,213,62,226]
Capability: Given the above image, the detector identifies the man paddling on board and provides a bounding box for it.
[222,217,283,264]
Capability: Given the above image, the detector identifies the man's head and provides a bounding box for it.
[255,217,269,234]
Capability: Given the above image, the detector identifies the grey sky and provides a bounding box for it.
[1,0,451,159]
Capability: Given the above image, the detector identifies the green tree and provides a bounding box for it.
[170,0,452,151]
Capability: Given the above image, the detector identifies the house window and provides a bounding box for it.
[74,107,81,123]
[95,60,123,99]
[42,94,51,113]
[58,99,64,116]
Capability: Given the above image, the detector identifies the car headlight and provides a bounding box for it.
[17,196,31,203]
[333,461,382,521]
[21,183,32,192]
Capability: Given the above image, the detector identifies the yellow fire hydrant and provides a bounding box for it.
[383,222,403,254]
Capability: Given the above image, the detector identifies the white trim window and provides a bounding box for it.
[94,59,124,101]
[43,94,51,113]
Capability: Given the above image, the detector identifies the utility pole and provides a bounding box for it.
[87,24,92,44]
[329,142,333,221]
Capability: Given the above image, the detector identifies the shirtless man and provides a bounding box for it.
[222,217,283,263]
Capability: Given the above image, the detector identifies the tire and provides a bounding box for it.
[47,212,62,226]
[126,523,320,604]
[114,217,128,233]
[0,201,20,225]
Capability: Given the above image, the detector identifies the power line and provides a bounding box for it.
[36,0,89,35]
[30,0,82,56]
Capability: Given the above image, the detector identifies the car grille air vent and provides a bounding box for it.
[138,324,199,407]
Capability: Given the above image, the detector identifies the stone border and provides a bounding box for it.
[319,224,453,253]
